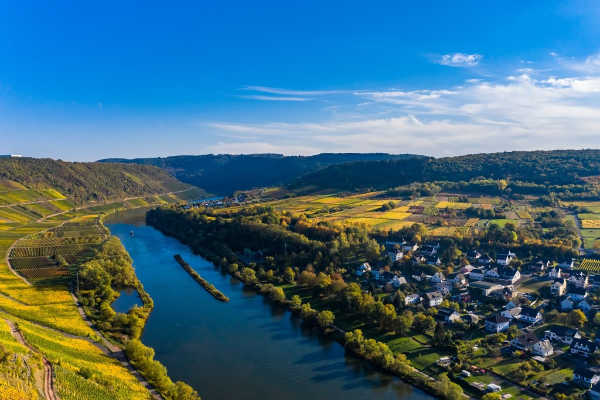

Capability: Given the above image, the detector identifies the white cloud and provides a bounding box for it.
[239,95,311,101]
[437,53,482,67]
[243,86,347,96]
[207,53,600,156]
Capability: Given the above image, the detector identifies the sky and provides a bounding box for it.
[2,0,600,160]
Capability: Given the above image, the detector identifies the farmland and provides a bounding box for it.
[0,175,199,399]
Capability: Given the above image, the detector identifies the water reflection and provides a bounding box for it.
[108,216,434,400]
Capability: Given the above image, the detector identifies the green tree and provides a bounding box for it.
[317,310,335,329]
[283,267,295,283]
[240,267,257,284]
[567,309,587,328]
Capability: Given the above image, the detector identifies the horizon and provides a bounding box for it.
[3,1,600,160]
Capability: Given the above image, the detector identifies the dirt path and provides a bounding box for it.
[5,318,59,400]
[69,293,163,400]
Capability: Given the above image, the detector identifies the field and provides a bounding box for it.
[577,259,600,273]
[0,180,195,399]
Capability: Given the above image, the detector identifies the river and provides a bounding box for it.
[107,216,435,400]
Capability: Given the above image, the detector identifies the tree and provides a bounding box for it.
[283,267,295,283]
[567,309,587,328]
[290,294,302,311]
[317,310,335,329]
[269,286,286,302]
[239,267,257,284]
[482,393,502,400]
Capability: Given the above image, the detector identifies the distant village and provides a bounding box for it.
[355,240,600,398]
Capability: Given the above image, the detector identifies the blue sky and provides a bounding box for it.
[2,1,600,160]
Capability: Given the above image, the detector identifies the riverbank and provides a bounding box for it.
[173,254,229,302]
[145,214,462,400]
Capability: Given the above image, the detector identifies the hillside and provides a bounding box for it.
[99,153,421,195]
[292,150,600,191]
[0,157,194,204]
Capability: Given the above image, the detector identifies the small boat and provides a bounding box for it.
[130,230,135,237]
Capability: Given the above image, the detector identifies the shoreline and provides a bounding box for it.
[173,254,230,302]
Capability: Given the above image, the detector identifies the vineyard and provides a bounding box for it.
[577,259,600,274]
[8,219,109,283]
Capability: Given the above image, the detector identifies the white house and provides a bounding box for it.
[355,262,371,277]
[484,268,500,280]
[519,307,542,325]
[485,314,510,333]
[573,368,600,388]
[498,266,520,284]
[391,275,407,288]
[401,242,419,253]
[388,250,404,263]
[558,259,575,270]
[548,267,562,280]
[550,278,567,296]
[431,271,445,284]
[496,251,516,266]
[511,332,540,351]
[532,339,554,357]
[469,268,485,281]
[544,326,581,345]
[404,293,421,305]
[570,338,599,358]
[568,271,589,288]
[425,291,444,307]
[501,307,522,320]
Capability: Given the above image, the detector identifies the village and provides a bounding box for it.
[353,240,600,399]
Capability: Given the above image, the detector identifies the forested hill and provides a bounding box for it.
[292,150,600,190]
[99,153,421,195]
[0,157,190,203]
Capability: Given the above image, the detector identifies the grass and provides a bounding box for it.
[580,228,600,248]
[581,220,600,228]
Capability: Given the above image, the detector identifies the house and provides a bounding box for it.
[452,273,468,287]
[451,289,471,304]
[530,260,550,273]
[469,268,485,281]
[404,293,421,305]
[569,271,589,288]
[477,255,494,266]
[571,338,599,358]
[573,368,600,388]
[462,313,479,325]
[419,243,440,257]
[551,278,567,296]
[511,332,540,351]
[501,307,522,320]
[558,259,576,270]
[425,256,442,266]
[435,281,453,296]
[532,339,554,357]
[485,314,510,333]
[390,275,407,288]
[561,298,575,311]
[401,242,419,253]
[388,250,404,263]
[496,251,516,266]
[519,307,543,325]
[497,265,521,284]
[484,268,500,280]
[467,249,482,260]
[470,281,504,297]
[436,307,461,324]
[431,272,445,284]
[548,267,562,280]
[355,263,371,277]
[460,265,475,275]
[425,291,444,307]
[544,325,581,345]
[568,286,588,302]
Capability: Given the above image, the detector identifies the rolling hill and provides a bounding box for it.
[99,153,422,195]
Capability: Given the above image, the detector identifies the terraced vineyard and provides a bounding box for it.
[577,258,600,273]
[9,218,109,283]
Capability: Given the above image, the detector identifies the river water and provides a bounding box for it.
[108,217,434,400]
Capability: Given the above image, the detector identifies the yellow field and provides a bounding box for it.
[376,210,412,220]
[435,201,471,209]
[429,226,458,236]
[582,220,600,228]
[464,218,479,227]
